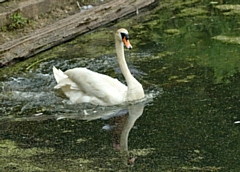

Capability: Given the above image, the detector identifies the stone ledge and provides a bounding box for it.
[0,0,76,27]
[0,0,158,67]
[0,0,157,67]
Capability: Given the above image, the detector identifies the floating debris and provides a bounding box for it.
[176,7,208,17]
[212,35,240,44]
[164,29,180,35]
[34,113,43,116]
[56,116,66,120]
[210,1,218,5]
[214,5,240,15]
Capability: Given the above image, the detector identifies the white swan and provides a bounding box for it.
[53,28,144,105]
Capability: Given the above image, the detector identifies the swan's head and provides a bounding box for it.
[115,28,132,50]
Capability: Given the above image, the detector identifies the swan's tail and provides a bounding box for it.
[53,66,68,83]
[52,66,84,103]
[52,66,79,90]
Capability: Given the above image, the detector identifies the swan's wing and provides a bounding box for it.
[64,68,127,105]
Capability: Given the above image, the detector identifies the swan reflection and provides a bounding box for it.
[75,102,145,166]
[109,103,144,166]
[2,101,147,166]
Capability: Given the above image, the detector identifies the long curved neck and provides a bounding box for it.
[115,39,133,84]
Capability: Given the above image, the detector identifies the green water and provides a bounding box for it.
[1,0,240,171]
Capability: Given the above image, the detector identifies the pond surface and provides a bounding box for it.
[1,0,240,171]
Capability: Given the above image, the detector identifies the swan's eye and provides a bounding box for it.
[121,33,129,40]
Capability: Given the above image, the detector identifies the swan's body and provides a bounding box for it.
[53,28,144,105]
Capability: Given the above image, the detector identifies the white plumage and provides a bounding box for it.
[53,28,144,105]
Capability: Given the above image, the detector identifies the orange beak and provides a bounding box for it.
[123,37,132,49]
